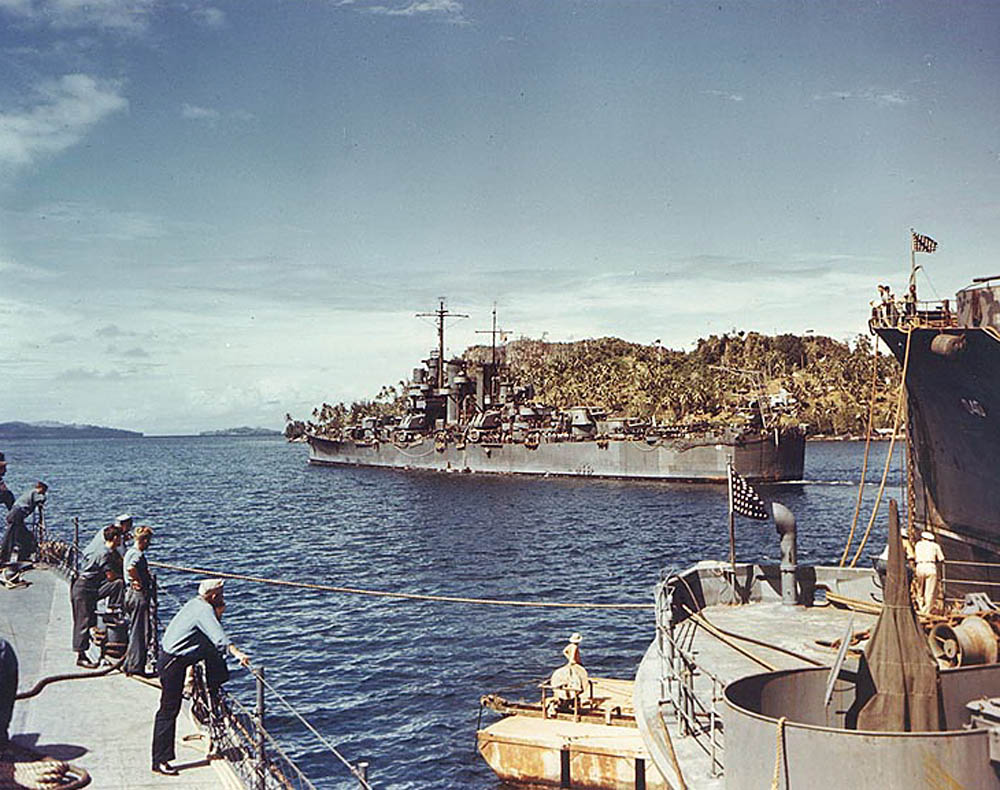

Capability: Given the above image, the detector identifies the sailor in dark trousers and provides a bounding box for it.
[0,637,16,750]
[0,454,13,512]
[123,526,154,675]
[152,579,248,776]
[0,481,47,565]
[70,525,124,668]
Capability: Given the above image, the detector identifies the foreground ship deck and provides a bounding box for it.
[1,565,237,788]
[634,561,1000,789]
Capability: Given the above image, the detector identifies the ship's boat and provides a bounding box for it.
[307,305,806,483]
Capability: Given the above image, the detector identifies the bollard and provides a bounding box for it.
[256,666,266,790]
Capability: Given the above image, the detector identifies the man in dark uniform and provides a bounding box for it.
[123,526,154,676]
[0,453,13,512]
[151,579,248,775]
[70,524,124,668]
[0,481,47,565]
[0,637,16,750]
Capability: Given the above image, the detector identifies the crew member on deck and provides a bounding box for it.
[70,525,125,668]
[0,637,16,750]
[123,526,154,676]
[546,632,590,715]
[85,513,133,558]
[914,530,945,615]
[0,454,13,512]
[0,481,47,565]
[152,579,248,776]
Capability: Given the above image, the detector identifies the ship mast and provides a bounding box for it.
[476,303,509,402]
[417,298,468,389]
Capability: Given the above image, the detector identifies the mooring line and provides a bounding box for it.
[148,561,653,609]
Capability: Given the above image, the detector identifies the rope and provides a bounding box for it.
[851,327,913,567]
[840,344,879,566]
[242,664,373,790]
[680,604,823,668]
[15,656,125,700]
[147,561,653,610]
[656,707,688,790]
[680,604,778,671]
[770,715,787,790]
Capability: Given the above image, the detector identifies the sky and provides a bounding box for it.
[1,0,998,434]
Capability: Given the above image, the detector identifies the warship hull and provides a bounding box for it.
[874,286,1000,594]
[307,430,805,483]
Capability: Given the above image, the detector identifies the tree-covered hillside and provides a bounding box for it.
[288,331,901,439]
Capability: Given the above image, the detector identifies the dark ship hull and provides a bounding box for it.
[307,428,805,483]
[873,281,1000,594]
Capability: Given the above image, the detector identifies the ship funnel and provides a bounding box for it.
[772,502,797,606]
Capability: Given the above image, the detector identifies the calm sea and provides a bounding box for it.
[0,437,902,788]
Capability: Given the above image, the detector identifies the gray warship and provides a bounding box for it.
[626,268,1000,790]
[308,303,806,483]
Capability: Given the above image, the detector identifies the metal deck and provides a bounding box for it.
[1,565,240,789]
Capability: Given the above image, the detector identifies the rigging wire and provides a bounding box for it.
[148,561,654,609]
[850,327,914,567]
[839,343,880,566]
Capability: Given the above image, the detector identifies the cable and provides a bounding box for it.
[242,663,373,790]
[148,561,653,610]
[15,656,125,700]
[840,344,879,566]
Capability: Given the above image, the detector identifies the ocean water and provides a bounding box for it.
[0,436,903,788]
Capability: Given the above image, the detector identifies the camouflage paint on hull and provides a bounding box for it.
[307,429,805,483]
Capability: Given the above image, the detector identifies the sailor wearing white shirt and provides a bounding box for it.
[151,579,248,776]
[914,530,945,615]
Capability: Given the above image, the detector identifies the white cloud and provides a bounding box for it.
[703,89,744,103]
[365,0,466,23]
[0,0,156,33]
[813,88,911,107]
[0,74,127,169]
[190,5,225,28]
[181,103,221,122]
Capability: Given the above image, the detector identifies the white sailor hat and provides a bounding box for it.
[921,530,935,540]
[114,513,133,525]
[569,632,583,644]
[198,578,225,596]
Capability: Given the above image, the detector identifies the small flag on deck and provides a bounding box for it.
[912,232,937,254]
[728,465,770,520]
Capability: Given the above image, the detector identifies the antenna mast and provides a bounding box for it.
[476,303,509,400]
[417,298,468,389]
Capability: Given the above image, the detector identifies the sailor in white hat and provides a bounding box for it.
[153,579,248,775]
[83,512,134,559]
[914,530,945,615]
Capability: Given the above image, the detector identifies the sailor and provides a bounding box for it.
[0,637,16,750]
[123,526,154,676]
[85,513,133,558]
[914,530,945,615]
[0,481,47,565]
[0,453,13,512]
[70,524,125,668]
[547,632,590,714]
[152,579,248,776]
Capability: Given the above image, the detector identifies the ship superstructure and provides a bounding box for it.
[307,302,806,483]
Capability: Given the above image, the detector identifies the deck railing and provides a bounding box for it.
[868,298,959,331]
[655,576,726,777]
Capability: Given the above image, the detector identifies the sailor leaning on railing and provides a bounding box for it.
[152,577,249,776]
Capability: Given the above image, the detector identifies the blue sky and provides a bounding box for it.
[1,0,998,434]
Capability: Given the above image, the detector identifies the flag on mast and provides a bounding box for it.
[911,232,937,254]
[728,465,770,521]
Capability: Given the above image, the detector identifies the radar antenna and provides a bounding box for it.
[476,303,511,402]
[417,298,468,389]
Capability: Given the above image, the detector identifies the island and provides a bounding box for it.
[199,426,282,437]
[0,421,143,439]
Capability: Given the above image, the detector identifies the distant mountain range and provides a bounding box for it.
[198,426,282,437]
[0,421,143,439]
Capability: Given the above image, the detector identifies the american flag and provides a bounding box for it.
[912,232,937,254]
[728,466,770,520]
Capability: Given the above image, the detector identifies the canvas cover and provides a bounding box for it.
[855,500,942,731]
